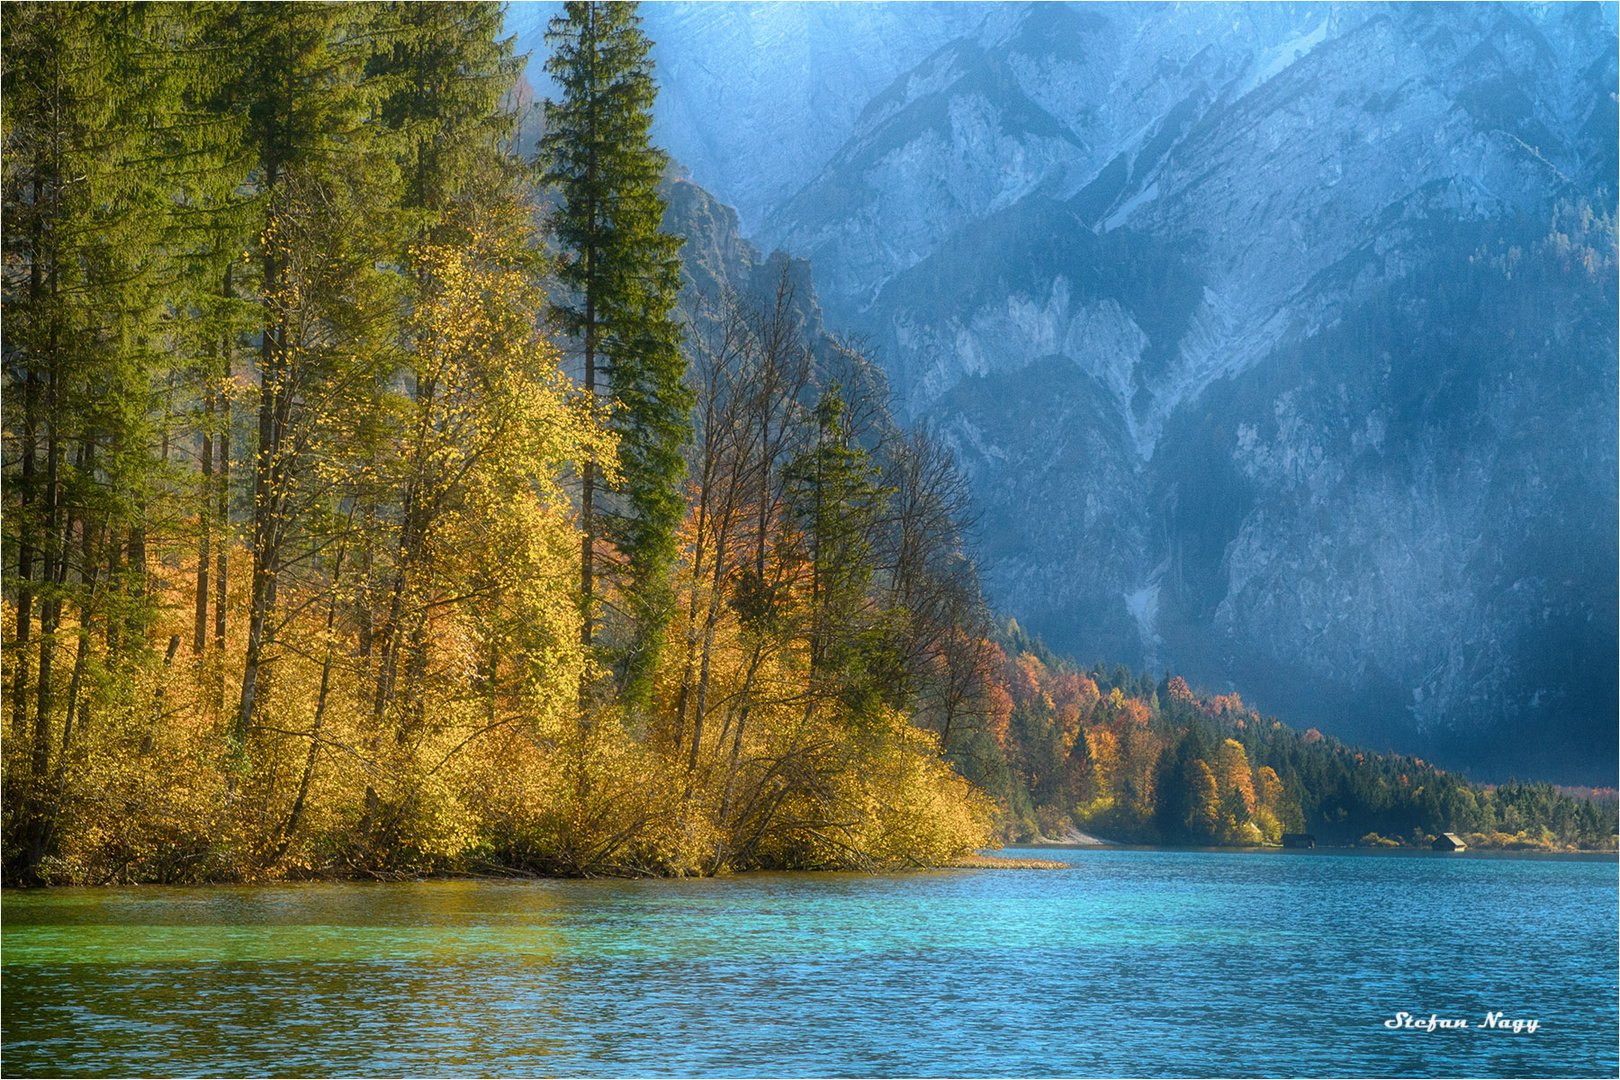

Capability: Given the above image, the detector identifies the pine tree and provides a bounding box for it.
[539,0,690,712]
[370,2,520,230]
[220,1,402,755]
[156,4,259,668]
[1,2,183,876]
[785,382,891,719]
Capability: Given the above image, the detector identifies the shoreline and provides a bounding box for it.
[1006,822,1616,856]
[1002,840,1619,858]
[2,856,1073,890]
[6,842,1613,890]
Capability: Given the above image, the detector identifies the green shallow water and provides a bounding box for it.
[3,847,1615,1077]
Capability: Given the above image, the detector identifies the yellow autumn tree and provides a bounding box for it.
[237,207,623,875]
[1187,759,1221,841]
[1252,764,1289,844]
[1214,738,1260,844]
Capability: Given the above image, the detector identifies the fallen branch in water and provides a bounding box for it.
[949,854,1069,870]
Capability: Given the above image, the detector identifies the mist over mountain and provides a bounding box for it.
[510,1,1619,784]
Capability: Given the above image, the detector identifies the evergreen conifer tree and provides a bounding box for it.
[156,4,260,666]
[539,0,690,712]
[220,1,402,753]
[785,383,891,719]
[2,1,183,875]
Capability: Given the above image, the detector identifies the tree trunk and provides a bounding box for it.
[237,199,284,750]
[194,392,213,654]
[12,364,40,738]
[124,521,146,643]
[214,265,232,659]
[686,531,729,777]
[33,369,63,784]
[577,6,599,710]
[372,376,433,728]
[11,175,44,734]
[672,506,706,754]
[579,305,596,685]
[143,635,181,754]
[60,446,102,761]
[272,531,349,866]
[104,533,122,656]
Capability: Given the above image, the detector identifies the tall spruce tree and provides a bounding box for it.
[158,4,259,668]
[371,2,519,229]
[221,1,401,755]
[1,2,183,876]
[539,1,690,712]
[785,382,890,720]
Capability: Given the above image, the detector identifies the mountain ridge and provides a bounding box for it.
[526,0,1618,783]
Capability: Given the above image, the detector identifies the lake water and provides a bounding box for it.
[3,848,1615,1077]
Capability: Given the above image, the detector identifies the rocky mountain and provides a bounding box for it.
[515,2,1619,783]
[504,2,1014,231]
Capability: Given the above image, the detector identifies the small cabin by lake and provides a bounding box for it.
[1433,832,1467,851]
[1281,833,1316,849]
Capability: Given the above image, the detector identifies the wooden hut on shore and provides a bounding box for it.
[1432,832,1467,851]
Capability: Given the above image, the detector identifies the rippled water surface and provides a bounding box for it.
[3,848,1615,1077]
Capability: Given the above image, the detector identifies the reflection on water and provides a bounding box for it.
[3,849,1615,1077]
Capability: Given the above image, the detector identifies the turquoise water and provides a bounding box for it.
[3,848,1615,1077]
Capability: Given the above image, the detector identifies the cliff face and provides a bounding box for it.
[522,1,1619,782]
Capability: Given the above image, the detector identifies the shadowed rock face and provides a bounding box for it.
[541,1,1618,783]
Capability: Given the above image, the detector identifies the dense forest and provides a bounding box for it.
[2,2,1611,886]
[971,627,1617,851]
